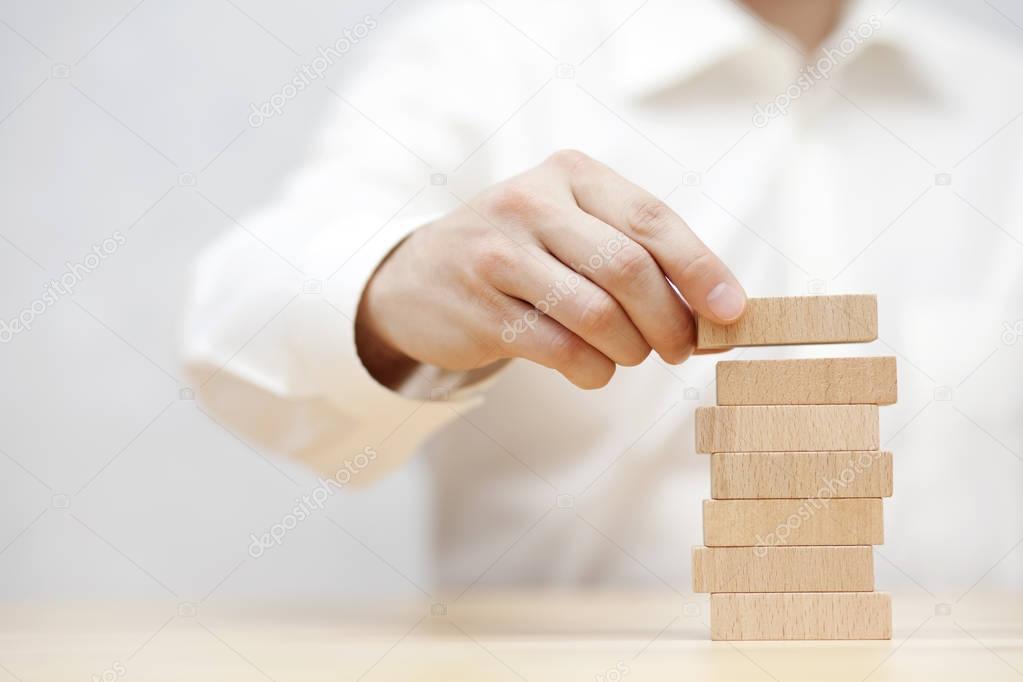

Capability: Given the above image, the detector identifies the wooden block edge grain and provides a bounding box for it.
[696,294,878,350]
[692,546,875,593]
[715,356,898,406]
[694,407,711,453]
[702,498,885,546]
[710,592,892,640]
[709,451,894,499]
[691,546,706,594]
[695,405,880,453]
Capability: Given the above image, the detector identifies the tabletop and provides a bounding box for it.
[2,592,1021,681]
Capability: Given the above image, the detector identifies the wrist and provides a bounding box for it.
[354,242,420,390]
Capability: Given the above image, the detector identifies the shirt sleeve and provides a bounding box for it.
[179,6,518,484]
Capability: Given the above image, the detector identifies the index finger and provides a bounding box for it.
[554,151,747,324]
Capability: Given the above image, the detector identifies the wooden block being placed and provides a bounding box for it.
[702,499,884,546]
[711,451,893,499]
[696,295,877,349]
[716,356,897,406]
[710,592,892,640]
[692,546,874,593]
[695,405,879,453]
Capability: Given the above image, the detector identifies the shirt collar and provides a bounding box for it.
[598,0,922,100]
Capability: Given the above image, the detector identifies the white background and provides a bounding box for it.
[0,0,1020,605]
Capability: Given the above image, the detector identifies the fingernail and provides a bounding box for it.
[706,282,746,322]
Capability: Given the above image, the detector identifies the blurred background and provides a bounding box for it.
[1,0,1021,609]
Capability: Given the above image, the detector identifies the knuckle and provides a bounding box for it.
[627,197,673,239]
[548,328,585,368]
[472,240,517,281]
[546,148,591,174]
[618,343,652,367]
[676,251,717,286]
[577,294,619,337]
[606,244,656,287]
[659,313,695,364]
[476,283,510,315]
[483,183,541,220]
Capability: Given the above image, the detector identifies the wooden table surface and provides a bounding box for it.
[3,592,1021,681]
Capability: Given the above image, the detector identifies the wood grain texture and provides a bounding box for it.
[702,499,884,546]
[696,295,878,349]
[710,592,892,640]
[715,356,897,405]
[695,405,879,453]
[8,594,1023,679]
[692,546,874,593]
[710,451,893,499]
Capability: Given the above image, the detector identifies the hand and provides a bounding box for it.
[356,150,746,390]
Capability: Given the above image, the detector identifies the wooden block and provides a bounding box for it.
[710,451,893,499]
[716,356,897,406]
[702,499,884,546]
[692,546,874,593]
[710,592,892,640]
[696,295,877,349]
[695,405,879,453]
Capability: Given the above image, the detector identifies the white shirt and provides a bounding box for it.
[182,0,1023,592]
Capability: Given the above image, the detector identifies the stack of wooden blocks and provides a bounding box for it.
[692,294,896,641]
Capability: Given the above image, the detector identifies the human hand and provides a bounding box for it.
[356,150,746,389]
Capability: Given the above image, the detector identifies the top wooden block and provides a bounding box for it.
[696,295,878,349]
